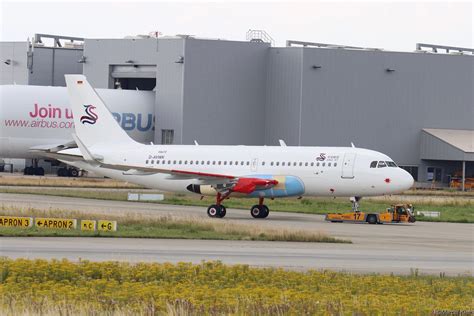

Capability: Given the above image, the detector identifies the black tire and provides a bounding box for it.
[24,166,34,175]
[207,205,220,218]
[218,206,226,218]
[57,168,67,177]
[34,167,45,176]
[367,215,378,224]
[260,205,269,218]
[68,168,79,177]
[251,205,269,219]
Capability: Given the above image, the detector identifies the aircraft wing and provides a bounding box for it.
[97,162,278,193]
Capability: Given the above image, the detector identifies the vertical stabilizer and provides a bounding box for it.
[65,74,136,147]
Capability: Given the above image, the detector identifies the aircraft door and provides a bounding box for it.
[251,158,258,172]
[341,153,356,179]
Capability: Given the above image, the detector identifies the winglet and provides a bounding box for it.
[279,139,287,147]
[72,133,102,165]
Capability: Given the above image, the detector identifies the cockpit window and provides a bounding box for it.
[377,161,387,168]
[370,161,377,168]
[386,161,397,167]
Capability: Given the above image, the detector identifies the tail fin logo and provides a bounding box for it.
[80,104,98,125]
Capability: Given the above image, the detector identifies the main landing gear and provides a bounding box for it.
[250,197,269,219]
[207,195,270,219]
[207,192,228,218]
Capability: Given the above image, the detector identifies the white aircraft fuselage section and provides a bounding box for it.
[64,143,413,197]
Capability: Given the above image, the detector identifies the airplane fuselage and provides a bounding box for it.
[65,144,414,198]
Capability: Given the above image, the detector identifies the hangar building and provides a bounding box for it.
[1,32,473,187]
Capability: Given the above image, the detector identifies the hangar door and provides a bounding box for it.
[110,65,156,91]
[341,153,356,179]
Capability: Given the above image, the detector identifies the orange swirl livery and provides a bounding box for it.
[80,105,98,125]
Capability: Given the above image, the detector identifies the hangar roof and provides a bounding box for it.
[421,129,474,161]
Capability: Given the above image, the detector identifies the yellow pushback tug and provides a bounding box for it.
[325,204,416,224]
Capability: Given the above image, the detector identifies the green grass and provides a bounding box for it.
[0,208,348,243]
[1,187,473,223]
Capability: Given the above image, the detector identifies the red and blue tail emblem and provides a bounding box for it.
[80,104,98,125]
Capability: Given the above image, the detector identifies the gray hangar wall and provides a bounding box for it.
[156,39,269,145]
[0,41,83,86]
[265,47,474,168]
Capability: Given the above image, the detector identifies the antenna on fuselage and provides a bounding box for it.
[194,140,199,145]
[279,139,287,147]
[351,142,356,148]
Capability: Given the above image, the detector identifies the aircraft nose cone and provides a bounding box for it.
[400,168,414,191]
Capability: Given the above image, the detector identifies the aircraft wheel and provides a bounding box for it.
[207,205,221,218]
[250,205,268,219]
[24,166,34,175]
[218,206,227,218]
[68,168,79,177]
[367,215,377,224]
[34,167,44,176]
[57,168,68,177]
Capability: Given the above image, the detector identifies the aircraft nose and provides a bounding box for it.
[399,168,414,191]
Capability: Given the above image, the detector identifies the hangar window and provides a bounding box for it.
[378,161,387,168]
[370,161,377,168]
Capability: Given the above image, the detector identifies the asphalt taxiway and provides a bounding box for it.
[0,193,472,275]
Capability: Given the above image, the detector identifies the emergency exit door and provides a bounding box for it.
[341,153,356,179]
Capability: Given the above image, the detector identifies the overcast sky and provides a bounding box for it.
[0,0,472,51]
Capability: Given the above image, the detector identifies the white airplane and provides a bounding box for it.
[52,74,414,219]
[0,85,154,175]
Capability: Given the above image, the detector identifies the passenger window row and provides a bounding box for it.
[145,160,251,166]
[144,159,338,168]
[370,161,398,168]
